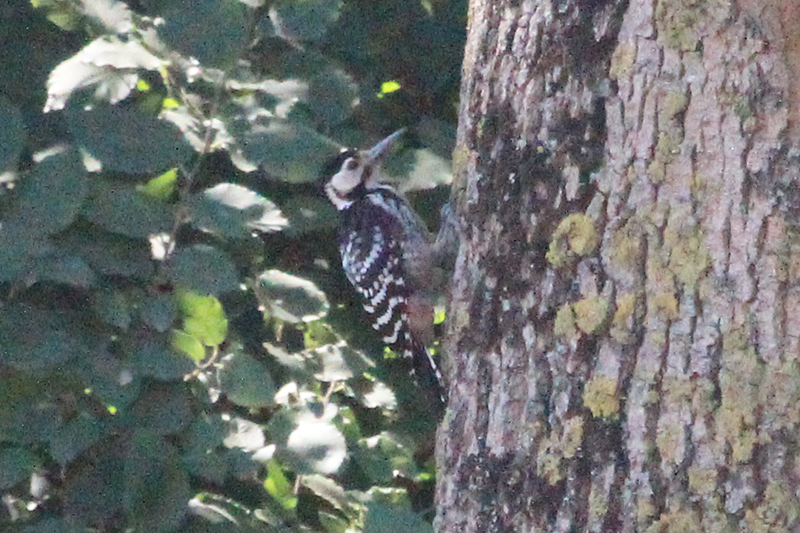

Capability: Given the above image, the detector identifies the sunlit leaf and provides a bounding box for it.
[223,417,265,451]
[312,342,372,382]
[264,459,297,509]
[301,474,349,512]
[45,38,162,111]
[171,330,206,363]
[176,291,229,347]
[380,80,401,94]
[80,0,134,33]
[393,149,453,193]
[187,182,288,239]
[278,409,347,475]
[68,106,193,174]
[137,168,178,200]
[255,269,329,323]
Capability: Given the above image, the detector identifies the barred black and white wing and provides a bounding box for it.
[338,198,445,405]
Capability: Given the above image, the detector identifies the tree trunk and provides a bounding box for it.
[437,0,800,531]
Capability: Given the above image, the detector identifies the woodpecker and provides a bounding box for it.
[323,129,446,407]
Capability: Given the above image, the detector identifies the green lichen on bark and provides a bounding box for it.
[687,467,717,495]
[652,291,679,320]
[607,218,645,273]
[644,507,703,533]
[663,212,710,290]
[583,376,619,418]
[654,0,730,51]
[609,42,636,81]
[554,303,579,340]
[717,330,763,464]
[744,480,800,532]
[547,214,598,268]
[574,296,610,335]
[537,416,585,485]
[610,292,637,344]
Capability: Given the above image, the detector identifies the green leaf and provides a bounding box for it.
[159,0,248,69]
[183,450,228,485]
[93,289,132,329]
[187,182,288,239]
[83,181,173,238]
[63,448,124,525]
[129,340,195,380]
[0,222,45,283]
[233,120,341,182]
[11,148,88,235]
[0,447,37,489]
[0,305,84,372]
[176,291,229,346]
[254,269,329,323]
[363,500,433,533]
[137,168,178,200]
[270,0,343,42]
[264,459,297,509]
[129,384,192,435]
[279,194,337,237]
[307,66,358,126]
[218,351,277,408]
[68,106,193,174]
[140,294,177,332]
[0,96,25,171]
[124,431,190,531]
[56,231,154,279]
[31,251,96,288]
[21,517,84,533]
[49,413,108,466]
[45,37,162,112]
[168,245,240,296]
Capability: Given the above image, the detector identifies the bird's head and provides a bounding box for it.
[323,129,406,209]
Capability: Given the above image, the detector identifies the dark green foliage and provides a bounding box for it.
[0,0,464,530]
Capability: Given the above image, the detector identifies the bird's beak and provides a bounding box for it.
[367,128,407,164]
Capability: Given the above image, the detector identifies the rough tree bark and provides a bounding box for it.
[437,0,800,531]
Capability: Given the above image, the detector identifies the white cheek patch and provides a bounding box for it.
[330,167,362,195]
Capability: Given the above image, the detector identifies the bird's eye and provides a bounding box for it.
[345,158,359,171]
